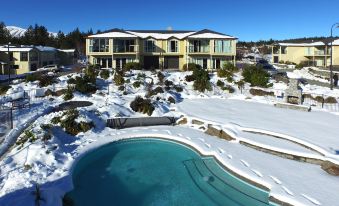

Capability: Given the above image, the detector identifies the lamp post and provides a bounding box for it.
[330,23,339,90]
[7,42,11,85]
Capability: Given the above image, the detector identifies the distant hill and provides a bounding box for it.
[6,26,57,38]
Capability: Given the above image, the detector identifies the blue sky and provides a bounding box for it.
[1,0,339,41]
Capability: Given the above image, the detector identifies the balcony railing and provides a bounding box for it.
[314,50,326,55]
[113,45,139,53]
[187,45,210,53]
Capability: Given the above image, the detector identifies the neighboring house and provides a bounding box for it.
[271,40,339,67]
[58,49,77,65]
[0,46,40,74]
[0,45,76,75]
[86,29,237,70]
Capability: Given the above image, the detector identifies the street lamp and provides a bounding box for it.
[7,42,11,85]
[330,23,339,90]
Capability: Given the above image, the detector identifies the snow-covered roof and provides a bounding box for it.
[331,39,339,46]
[88,31,137,38]
[88,29,237,40]
[187,32,235,39]
[35,46,58,52]
[0,46,34,52]
[277,42,325,47]
[58,49,75,53]
[126,31,195,40]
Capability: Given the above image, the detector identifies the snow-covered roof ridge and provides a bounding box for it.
[88,28,237,40]
[277,42,325,47]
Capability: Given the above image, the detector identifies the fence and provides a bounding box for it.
[0,106,13,141]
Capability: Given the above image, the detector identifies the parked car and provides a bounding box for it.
[256,63,278,76]
[42,64,60,73]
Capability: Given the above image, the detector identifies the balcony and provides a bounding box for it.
[113,45,139,53]
[187,45,210,53]
[314,50,327,56]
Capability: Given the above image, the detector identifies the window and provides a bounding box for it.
[114,39,135,52]
[214,40,232,53]
[189,40,209,53]
[281,47,287,54]
[89,38,109,52]
[20,52,28,61]
[144,40,156,52]
[30,51,38,61]
[168,40,178,52]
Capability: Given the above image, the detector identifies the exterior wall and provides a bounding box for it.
[86,36,237,70]
[332,46,339,66]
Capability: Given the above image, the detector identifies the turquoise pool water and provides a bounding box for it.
[65,138,277,206]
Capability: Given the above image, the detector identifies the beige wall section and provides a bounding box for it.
[279,46,308,64]
[332,46,339,66]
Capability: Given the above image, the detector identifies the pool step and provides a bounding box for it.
[183,158,270,206]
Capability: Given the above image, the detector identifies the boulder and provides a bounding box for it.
[321,161,339,176]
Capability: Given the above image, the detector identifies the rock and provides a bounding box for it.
[205,125,234,141]
[192,119,204,125]
[177,117,187,125]
[321,161,339,176]
[55,89,67,96]
[44,89,54,96]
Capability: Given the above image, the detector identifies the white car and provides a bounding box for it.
[42,65,59,73]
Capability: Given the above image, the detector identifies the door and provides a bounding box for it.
[164,56,179,69]
[203,59,208,69]
[144,56,159,70]
[274,56,279,63]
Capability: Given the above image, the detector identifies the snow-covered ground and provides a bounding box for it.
[0,69,339,206]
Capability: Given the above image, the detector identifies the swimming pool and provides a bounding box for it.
[65,138,278,206]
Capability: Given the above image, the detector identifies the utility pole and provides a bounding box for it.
[7,42,11,85]
[330,23,339,90]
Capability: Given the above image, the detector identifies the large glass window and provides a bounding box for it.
[89,38,109,52]
[168,40,178,52]
[144,40,156,52]
[20,52,28,61]
[114,39,135,52]
[214,40,232,53]
[189,40,209,53]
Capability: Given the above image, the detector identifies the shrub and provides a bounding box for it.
[216,80,225,87]
[16,130,37,148]
[118,85,125,91]
[137,73,146,80]
[114,70,125,86]
[133,81,142,88]
[236,80,245,92]
[226,76,233,83]
[124,62,141,71]
[39,75,56,87]
[242,65,270,88]
[249,88,274,96]
[0,85,11,95]
[222,85,235,93]
[325,97,338,103]
[72,76,97,94]
[150,86,164,96]
[164,80,174,87]
[192,68,211,92]
[173,85,183,92]
[25,73,41,82]
[157,72,165,84]
[185,75,195,82]
[295,62,305,69]
[63,86,74,101]
[223,62,239,73]
[182,63,201,71]
[167,96,176,104]
[100,69,110,79]
[53,109,94,136]
[84,65,99,82]
[217,69,233,78]
[130,96,155,116]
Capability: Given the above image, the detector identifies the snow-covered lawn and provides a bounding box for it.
[0,69,339,206]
